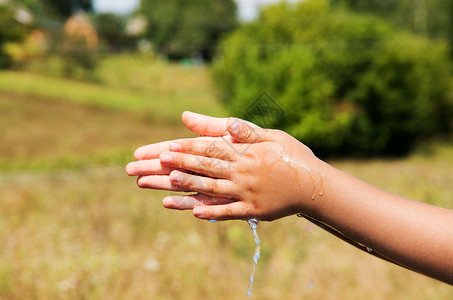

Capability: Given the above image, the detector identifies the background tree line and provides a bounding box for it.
[212,0,453,156]
[1,0,452,156]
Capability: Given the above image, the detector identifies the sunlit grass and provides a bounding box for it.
[0,54,226,124]
[0,54,226,172]
[0,91,193,172]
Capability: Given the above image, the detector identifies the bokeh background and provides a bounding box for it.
[0,0,452,298]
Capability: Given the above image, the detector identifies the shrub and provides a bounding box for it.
[213,0,453,156]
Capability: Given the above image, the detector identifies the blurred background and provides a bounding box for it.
[0,0,452,298]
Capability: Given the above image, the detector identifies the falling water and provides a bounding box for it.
[246,218,261,297]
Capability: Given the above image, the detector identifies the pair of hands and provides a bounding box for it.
[126,112,322,221]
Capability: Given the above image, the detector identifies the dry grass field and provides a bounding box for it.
[0,55,451,299]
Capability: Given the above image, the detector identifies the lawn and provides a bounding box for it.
[0,55,451,299]
[0,54,226,171]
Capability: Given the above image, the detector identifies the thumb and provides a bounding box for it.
[226,117,269,143]
[182,111,229,137]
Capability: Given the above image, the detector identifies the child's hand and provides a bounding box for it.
[159,117,322,221]
[126,111,242,190]
[126,112,262,208]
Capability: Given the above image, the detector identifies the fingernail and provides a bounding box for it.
[228,118,243,134]
[169,142,181,152]
[193,206,205,217]
[160,153,172,163]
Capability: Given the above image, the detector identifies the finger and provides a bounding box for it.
[169,170,238,198]
[134,136,223,160]
[134,140,178,160]
[162,194,235,210]
[160,152,233,179]
[192,202,252,221]
[137,175,185,191]
[169,140,236,161]
[182,111,229,137]
[126,159,173,176]
[226,117,270,143]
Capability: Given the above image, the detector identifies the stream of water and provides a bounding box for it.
[246,218,261,297]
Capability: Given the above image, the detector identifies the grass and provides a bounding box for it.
[0,54,226,124]
[0,157,452,299]
[0,91,190,171]
[0,54,452,299]
[0,54,226,172]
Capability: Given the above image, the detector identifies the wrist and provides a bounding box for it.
[293,156,329,218]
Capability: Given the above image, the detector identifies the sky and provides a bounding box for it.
[93,0,301,21]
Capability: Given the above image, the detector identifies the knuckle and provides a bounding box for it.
[203,208,213,219]
[173,156,185,169]
[186,176,197,190]
[205,142,219,157]
[207,179,219,194]
[181,142,193,153]
[223,206,233,217]
[201,158,213,170]
[241,127,253,141]
[189,175,204,191]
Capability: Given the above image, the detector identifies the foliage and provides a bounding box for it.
[0,4,30,68]
[13,0,92,23]
[213,0,453,156]
[93,13,134,52]
[331,0,453,50]
[43,0,92,19]
[138,0,238,60]
[6,1,97,78]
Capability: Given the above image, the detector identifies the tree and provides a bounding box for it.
[42,0,92,20]
[93,13,132,52]
[14,0,92,21]
[139,0,237,60]
[213,0,453,156]
[331,0,453,49]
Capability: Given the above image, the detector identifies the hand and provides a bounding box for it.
[159,117,323,221]
[127,111,238,189]
[126,111,261,207]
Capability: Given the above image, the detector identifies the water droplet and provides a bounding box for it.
[311,181,317,200]
[317,169,325,197]
[246,218,261,298]
[209,220,217,223]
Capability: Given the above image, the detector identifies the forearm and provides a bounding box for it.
[308,159,453,284]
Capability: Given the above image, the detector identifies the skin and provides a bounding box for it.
[126,111,453,285]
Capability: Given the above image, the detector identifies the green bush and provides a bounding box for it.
[213,0,453,156]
